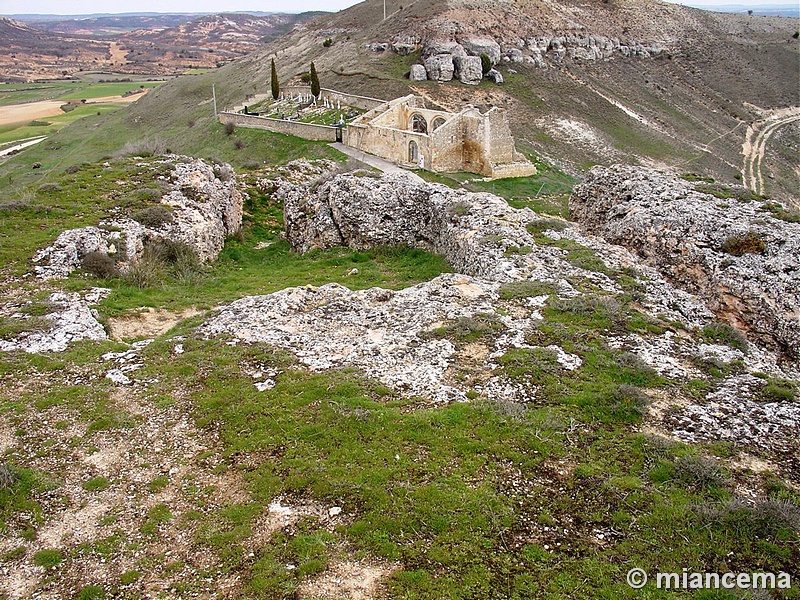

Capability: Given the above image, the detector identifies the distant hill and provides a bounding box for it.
[17,14,203,35]
[679,3,800,17]
[3,0,798,200]
[0,16,112,82]
[0,12,324,81]
[121,12,324,49]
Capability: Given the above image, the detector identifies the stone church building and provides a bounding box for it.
[343,95,536,179]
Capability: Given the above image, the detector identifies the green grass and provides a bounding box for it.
[125,335,798,599]
[33,548,63,568]
[82,476,111,492]
[0,163,448,316]
[58,82,161,101]
[416,156,575,218]
[0,82,163,150]
[0,465,56,535]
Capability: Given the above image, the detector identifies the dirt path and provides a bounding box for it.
[741,106,800,195]
[331,142,426,182]
[0,136,47,158]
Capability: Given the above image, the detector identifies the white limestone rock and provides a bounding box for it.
[32,156,244,279]
[409,64,428,81]
[0,288,109,353]
[422,39,466,58]
[570,165,800,359]
[458,36,501,64]
[453,55,482,85]
[486,68,504,84]
[424,54,455,82]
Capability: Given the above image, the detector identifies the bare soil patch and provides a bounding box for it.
[298,558,398,600]
[106,306,202,341]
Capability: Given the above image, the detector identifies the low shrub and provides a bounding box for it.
[422,313,502,343]
[681,172,714,183]
[81,252,120,279]
[761,378,797,402]
[499,280,557,299]
[133,205,174,229]
[122,239,202,289]
[759,201,800,223]
[603,384,652,421]
[82,476,111,492]
[695,497,800,537]
[701,322,748,352]
[673,455,730,490]
[0,200,32,213]
[33,548,63,568]
[115,140,166,157]
[550,295,625,325]
[720,231,766,256]
[224,122,236,136]
[527,218,568,234]
[0,463,15,490]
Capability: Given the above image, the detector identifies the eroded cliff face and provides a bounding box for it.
[570,165,800,360]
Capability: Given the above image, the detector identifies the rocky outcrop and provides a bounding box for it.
[391,35,419,56]
[459,36,501,64]
[453,55,482,85]
[0,289,109,353]
[33,157,244,279]
[397,31,666,71]
[423,54,454,82]
[199,170,798,456]
[423,38,467,58]
[570,165,800,358]
[280,171,712,332]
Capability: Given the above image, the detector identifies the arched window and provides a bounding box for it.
[409,140,418,164]
[410,114,428,134]
[432,117,446,131]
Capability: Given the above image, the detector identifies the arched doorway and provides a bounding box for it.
[409,140,418,164]
[410,114,428,134]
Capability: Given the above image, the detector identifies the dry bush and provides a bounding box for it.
[115,139,167,158]
[81,252,120,279]
[133,206,174,229]
[720,231,766,256]
[0,463,15,490]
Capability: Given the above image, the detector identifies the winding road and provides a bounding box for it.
[741,106,800,196]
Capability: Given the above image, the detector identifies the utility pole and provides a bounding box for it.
[383,0,386,20]
[212,84,217,118]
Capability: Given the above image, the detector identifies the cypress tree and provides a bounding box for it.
[310,62,320,99]
[270,58,279,100]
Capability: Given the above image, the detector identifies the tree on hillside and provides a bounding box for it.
[310,62,320,99]
[270,58,279,100]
